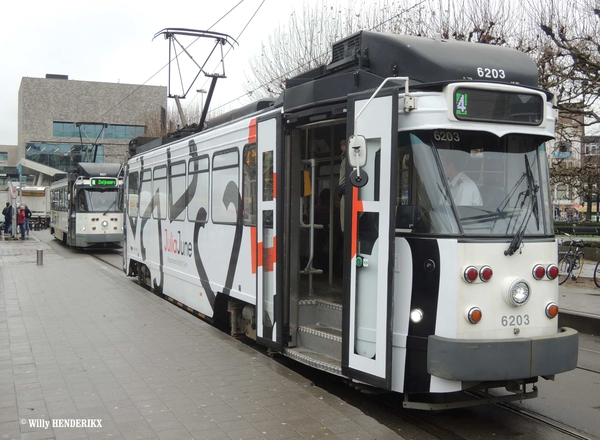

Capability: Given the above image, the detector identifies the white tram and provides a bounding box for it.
[50,163,124,248]
[123,32,578,408]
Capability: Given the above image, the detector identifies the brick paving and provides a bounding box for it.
[0,233,402,440]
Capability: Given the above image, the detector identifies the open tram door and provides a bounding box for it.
[342,89,398,389]
[255,117,285,350]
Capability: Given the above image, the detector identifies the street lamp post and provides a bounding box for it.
[196,89,206,117]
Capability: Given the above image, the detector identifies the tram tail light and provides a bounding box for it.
[533,264,559,280]
[546,264,559,280]
[467,307,482,324]
[464,266,478,283]
[532,264,546,280]
[463,265,493,282]
[545,302,559,318]
[479,266,493,282]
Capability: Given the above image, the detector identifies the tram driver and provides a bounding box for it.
[439,150,483,206]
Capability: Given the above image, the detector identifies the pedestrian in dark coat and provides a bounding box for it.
[2,202,12,234]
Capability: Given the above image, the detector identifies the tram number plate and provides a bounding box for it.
[501,315,530,326]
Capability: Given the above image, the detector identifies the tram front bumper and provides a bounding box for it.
[427,327,578,382]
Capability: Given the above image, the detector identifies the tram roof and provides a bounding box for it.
[128,31,545,156]
[75,163,122,178]
[282,31,541,112]
[52,163,122,182]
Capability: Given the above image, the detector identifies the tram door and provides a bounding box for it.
[255,117,283,350]
[342,91,397,389]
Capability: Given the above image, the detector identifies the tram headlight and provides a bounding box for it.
[410,309,424,323]
[102,220,108,227]
[504,278,530,306]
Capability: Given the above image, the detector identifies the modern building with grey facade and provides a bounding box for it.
[2,74,167,187]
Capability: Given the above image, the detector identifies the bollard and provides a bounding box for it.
[36,249,43,265]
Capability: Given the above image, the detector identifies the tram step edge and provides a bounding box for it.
[297,325,342,361]
[298,299,342,330]
[283,347,342,376]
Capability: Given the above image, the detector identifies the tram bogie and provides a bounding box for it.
[123,31,578,409]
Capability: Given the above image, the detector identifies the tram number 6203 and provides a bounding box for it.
[501,315,530,326]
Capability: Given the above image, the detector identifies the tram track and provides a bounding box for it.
[91,249,599,440]
[495,400,596,440]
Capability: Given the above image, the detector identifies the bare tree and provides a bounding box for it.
[244,0,522,98]
[245,0,600,219]
[521,0,600,219]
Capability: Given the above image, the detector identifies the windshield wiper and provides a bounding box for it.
[504,154,539,256]
[103,199,117,216]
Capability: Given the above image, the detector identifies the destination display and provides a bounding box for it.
[454,88,543,125]
[90,178,117,187]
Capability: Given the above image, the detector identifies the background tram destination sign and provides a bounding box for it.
[453,88,544,125]
[90,178,118,187]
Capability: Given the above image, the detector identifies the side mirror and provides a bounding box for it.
[347,135,369,188]
[348,135,367,168]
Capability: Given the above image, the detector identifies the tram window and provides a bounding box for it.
[128,171,139,218]
[139,169,152,219]
[169,161,186,222]
[78,190,88,212]
[358,139,380,202]
[188,156,209,223]
[242,144,257,226]
[263,151,273,202]
[153,166,167,220]
[212,149,239,225]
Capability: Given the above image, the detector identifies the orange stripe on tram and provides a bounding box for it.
[351,186,364,258]
[248,118,257,143]
[250,227,257,274]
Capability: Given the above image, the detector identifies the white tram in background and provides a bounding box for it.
[50,162,123,248]
[2,186,50,226]
[123,31,578,409]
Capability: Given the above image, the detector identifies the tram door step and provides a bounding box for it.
[296,299,342,362]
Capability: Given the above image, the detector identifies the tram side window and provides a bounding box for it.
[242,144,257,226]
[212,149,239,225]
[188,156,209,223]
[128,171,139,218]
[169,161,186,222]
[60,188,67,211]
[153,166,167,220]
[139,169,153,219]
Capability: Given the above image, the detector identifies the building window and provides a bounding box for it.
[0,152,8,162]
[557,184,568,200]
[585,143,599,155]
[25,142,104,172]
[53,122,145,140]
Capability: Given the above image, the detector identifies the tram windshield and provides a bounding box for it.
[77,189,120,213]
[396,130,553,237]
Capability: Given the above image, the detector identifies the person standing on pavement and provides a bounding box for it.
[2,202,12,234]
[24,204,32,235]
[17,206,26,240]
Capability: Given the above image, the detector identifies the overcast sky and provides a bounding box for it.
[0,0,348,145]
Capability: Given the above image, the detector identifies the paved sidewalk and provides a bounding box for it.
[0,233,401,440]
[556,262,600,334]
